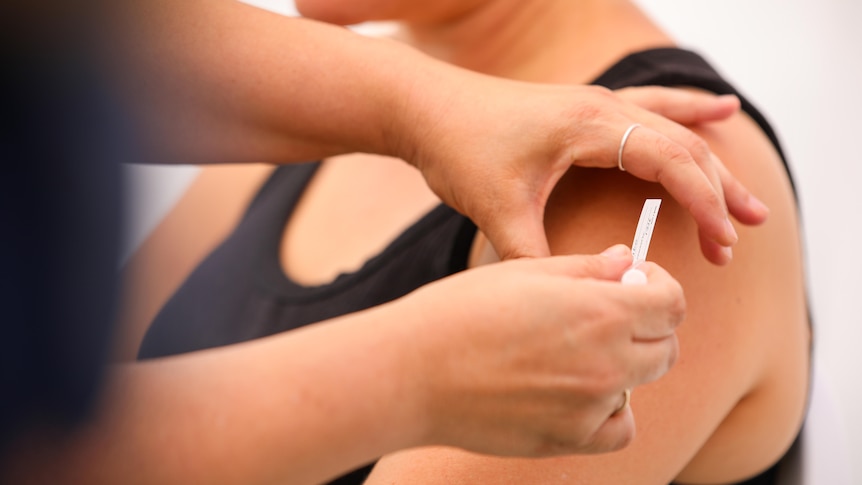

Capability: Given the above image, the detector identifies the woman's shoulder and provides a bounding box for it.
[388,71,810,485]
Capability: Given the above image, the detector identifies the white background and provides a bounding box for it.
[124,0,862,479]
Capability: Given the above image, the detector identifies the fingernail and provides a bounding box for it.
[721,245,733,262]
[724,218,738,245]
[749,194,770,215]
[601,244,631,258]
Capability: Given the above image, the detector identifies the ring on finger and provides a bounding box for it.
[612,388,631,416]
[617,123,641,172]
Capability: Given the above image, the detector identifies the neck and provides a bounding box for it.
[396,0,673,84]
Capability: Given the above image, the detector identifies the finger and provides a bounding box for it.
[533,396,636,456]
[637,108,729,209]
[699,226,733,266]
[627,333,680,385]
[617,86,740,125]
[483,209,551,260]
[524,245,633,280]
[620,125,738,248]
[622,262,687,339]
[580,401,637,453]
[713,154,770,225]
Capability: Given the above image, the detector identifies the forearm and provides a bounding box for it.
[110,0,431,164]
[3,304,426,485]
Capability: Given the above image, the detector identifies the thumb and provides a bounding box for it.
[483,210,551,260]
[528,244,634,280]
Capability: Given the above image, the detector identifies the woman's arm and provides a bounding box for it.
[365,108,810,484]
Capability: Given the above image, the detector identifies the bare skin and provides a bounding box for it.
[282,0,806,483]
[118,0,807,480]
[1,1,788,484]
[6,249,687,485]
[106,0,802,483]
[110,0,766,263]
[117,41,807,485]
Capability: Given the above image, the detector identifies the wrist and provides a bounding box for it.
[376,41,467,169]
[378,287,474,450]
[349,299,437,452]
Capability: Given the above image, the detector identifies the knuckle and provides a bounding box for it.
[654,336,680,376]
[667,336,680,368]
[571,101,606,125]
[652,281,686,330]
[666,280,687,326]
[587,419,635,454]
[669,293,687,328]
[684,131,712,162]
[532,433,581,457]
[578,255,608,277]
[609,425,636,451]
[497,246,527,261]
[586,84,615,99]
[582,363,626,399]
[652,140,691,182]
[609,305,635,338]
[570,86,616,117]
[614,85,635,97]
[694,189,724,215]
[662,141,694,167]
[587,304,627,342]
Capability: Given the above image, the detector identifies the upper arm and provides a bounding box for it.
[113,164,274,362]
[366,112,810,484]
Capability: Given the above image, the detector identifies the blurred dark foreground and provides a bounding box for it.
[0,0,135,462]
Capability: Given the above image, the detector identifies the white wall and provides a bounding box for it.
[126,0,862,479]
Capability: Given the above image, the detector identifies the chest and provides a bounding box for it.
[280,153,449,286]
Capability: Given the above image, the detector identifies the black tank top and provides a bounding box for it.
[139,48,795,485]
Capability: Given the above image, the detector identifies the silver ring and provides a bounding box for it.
[612,388,631,416]
[617,123,641,172]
